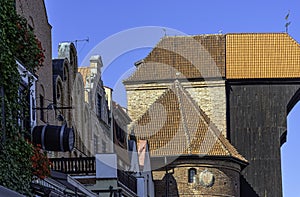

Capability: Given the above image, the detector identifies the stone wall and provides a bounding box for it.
[125,80,226,136]
[153,159,241,197]
[185,80,226,136]
[126,83,167,124]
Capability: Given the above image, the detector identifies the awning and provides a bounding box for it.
[0,185,25,197]
[50,170,97,197]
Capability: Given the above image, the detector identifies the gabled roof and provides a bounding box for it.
[124,33,300,83]
[133,80,247,163]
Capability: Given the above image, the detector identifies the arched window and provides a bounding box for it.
[188,168,197,183]
[56,81,62,102]
[63,63,68,81]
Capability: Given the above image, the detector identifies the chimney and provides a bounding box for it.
[89,55,103,74]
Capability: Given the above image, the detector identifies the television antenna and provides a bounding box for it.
[73,37,89,49]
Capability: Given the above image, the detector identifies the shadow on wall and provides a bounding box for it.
[240,175,259,197]
[154,173,179,197]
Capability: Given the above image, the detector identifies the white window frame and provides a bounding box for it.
[16,60,37,130]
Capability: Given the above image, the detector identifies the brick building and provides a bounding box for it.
[15,0,54,126]
[130,80,247,196]
[124,33,300,196]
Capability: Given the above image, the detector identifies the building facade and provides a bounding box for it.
[124,33,300,196]
[127,80,247,197]
[15,0,54,126]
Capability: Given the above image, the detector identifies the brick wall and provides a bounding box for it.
[125,80,226,136]
[153,159,241,197]
[16,0,53,125]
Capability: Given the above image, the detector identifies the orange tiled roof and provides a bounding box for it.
[133,80,247,163]
[124,33,300,83]
[226,33,300,79]
[124,34,225,83]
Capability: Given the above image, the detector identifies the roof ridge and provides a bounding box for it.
[173,81,220,132]
[226,32,287,35]
[132,80,247,163]
[173,81,192,154]
[171,81,247,162]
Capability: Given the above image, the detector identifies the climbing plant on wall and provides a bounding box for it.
[0,0,45,195]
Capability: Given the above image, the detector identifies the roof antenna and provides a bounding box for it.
[73,37,89,49]
[162,28,167,37]
[285,10,291,33]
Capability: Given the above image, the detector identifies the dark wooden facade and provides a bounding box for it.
[227,80,300,196]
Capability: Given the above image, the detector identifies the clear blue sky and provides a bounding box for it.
[45,1,300,196]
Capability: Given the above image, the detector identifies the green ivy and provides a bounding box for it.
[0,138,34,195]
[0,0,45,195]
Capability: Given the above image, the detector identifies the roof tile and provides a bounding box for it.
[124,33,300,82]
[133,80,247,163]
[226,33,300,79]
[124,35,225,83]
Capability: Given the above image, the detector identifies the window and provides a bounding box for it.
[18,84,30,132]
[16,60,37,131]
[63,64,68,81]
[94,134,98,153]
[56,82,62,101]
[102,139,106,153]
[97,94,102,119]
[188,168,197,183]
[107,107,111,125]
[115,122,125,144]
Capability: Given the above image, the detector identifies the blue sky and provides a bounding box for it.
[45,1,300,196]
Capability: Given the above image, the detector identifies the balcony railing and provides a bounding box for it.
[50,157,137,194]
[117,169,137,193]
[50,157,96,175]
